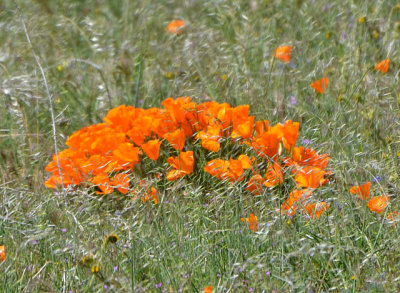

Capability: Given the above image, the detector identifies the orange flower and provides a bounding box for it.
[203,286,214,293]
[295,166,327,189]
[204,159,230,179]
[254,120,269,137]
[91,173,113,194]
[141,187,158,204]
[112,173,130,194]
[349,182,371,200]
[281,189,313,216]
[282,120,299,150]
[141,139,162,161]
[241,213,258,231]
[304,202,329,219]
[0,245,5,262]
[166,20,185,34]
[311,77,329,94]
[375,59,390,73]
[246,174,264,195]
[166,151,194,181]
[113,143,140,163]
[367,196,389,214]
[287,147,329,170]
[164,128,185,151]
[196,125,222,152]
[264,162,284,187]
[275,45,293,63]
[232,117,254,139]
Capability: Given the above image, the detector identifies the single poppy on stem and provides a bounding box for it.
[367,196,389,214]
[375,59,390,73]
[349,182,371,200]
[275,45,293,63]
[241,213,259,232]
[166,20,185,34]
[311,77,329,94]
[0,245,5,262]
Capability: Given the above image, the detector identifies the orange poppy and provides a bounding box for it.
[246,174,264,195]
[196,125,222,152]
[282,120,299,150]
[241,213,259,232]
[367,196,389,214]
[0,245,5,262]
[287,147,329,170]
[204,159,230,179]
[112,173,130,194]
[91,173,113,194]
[311,77,329,94]
[141,187,158,204]
[166,151,194,181]
[113,143,140,163]
[166,20,185,34]
[203,286,214,293]
[252,130,282,158]
[375,59,390,73]
[237,155,253,169]
[264,162,284,187]
[295,166,327,189]
[304,202,329,219]
[281,189,313,216]
[275,45,293,63]
[349,182,371,200]
[254,120,269,137]
[232,117,254,139]
[141,139,162,161]
[164,128,185,151]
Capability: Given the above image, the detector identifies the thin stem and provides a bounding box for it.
[14,2,66,197]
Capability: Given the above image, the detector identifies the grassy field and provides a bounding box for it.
[1,0,400,292]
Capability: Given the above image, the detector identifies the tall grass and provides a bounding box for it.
[1,0,399,291]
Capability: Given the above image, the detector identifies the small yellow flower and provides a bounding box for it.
[351,275,356,280]
[396,151,400,157]
[165,72,174,79]
[372,29,380,39]
[91,265,100,273]
[221,74,228,81]
[287,219,292,225]
[358,16,366,24]
[57,61,68,72]
[325,31,331,39]
[81,254,95,267]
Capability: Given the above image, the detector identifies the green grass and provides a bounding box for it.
[1,0,400,291]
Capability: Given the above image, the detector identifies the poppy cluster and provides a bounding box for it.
[45,97,331,223]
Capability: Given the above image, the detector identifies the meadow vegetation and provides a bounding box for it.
[1,0,400,292]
